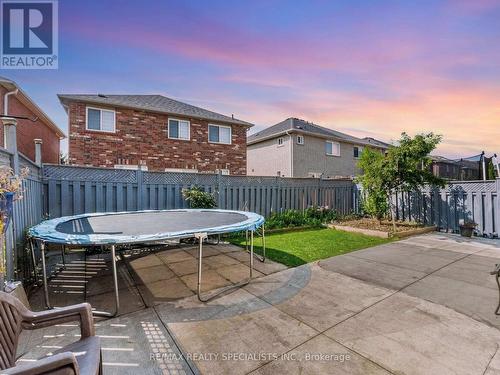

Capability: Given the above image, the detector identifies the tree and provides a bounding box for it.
[357,132,445,230]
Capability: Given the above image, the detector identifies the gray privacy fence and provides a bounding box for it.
[42,164,358,219]
[393,179,500,238]
[0,148,43,280]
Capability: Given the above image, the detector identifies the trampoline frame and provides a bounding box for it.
[28,209,266,317]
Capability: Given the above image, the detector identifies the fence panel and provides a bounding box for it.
[41,164,358,219]
[396,180,499,238]
[0,150,43,280]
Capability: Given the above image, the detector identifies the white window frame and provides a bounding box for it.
[277,137,284,147]
[297,135,304,145]
[86,106,116,133]
[326,141,341,156]
[168,118,191,141]
[208,124,232,145]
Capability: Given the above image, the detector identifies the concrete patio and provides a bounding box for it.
[18,233,500,374]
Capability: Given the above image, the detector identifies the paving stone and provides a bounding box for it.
[129,255,164,270]
[168,258,210,277]
[326,292,500,375]
[139,278,194,305]
[131,264,176,285]
[181,270,233,292]
[252,334,391,375]
[217,244,244,253]
[185,246,221,258]
[215,263,264,284]
[203,254,240,269]
[157,249,195,264]
[167,305,317,375]
[269,264,392,331]
[318,254,426,290]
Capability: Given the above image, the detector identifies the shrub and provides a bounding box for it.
[265,207,338,230]
[182,187,217,209]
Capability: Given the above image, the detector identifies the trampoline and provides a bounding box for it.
[29,209,266,316]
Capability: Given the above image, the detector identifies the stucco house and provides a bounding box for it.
[58,94,252,175]
[0,77,65,164]
[247,118,388,179]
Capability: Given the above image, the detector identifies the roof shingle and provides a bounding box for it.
[247,118,388,148]
[58,94,252,127]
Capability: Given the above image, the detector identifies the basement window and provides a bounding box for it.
[86,107,115,132]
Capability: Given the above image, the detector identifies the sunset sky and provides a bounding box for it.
[4,0,500,158]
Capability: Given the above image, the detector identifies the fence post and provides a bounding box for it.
[136,168,143,210]
[216,170,223,209]
[34,139,43,167]
[3,117,19,174]
[496,178,500,236]
[1,117,18,282]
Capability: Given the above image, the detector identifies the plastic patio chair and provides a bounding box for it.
[0,291,102,375]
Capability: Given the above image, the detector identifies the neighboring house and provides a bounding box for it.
[58,94,252,174]
[247,118,388,179]
[430,155,480,181]
[0,77,65,164]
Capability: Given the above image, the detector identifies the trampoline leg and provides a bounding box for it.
[196,233,208,302]
[29,238,39,284]
[93,245,119,317]
[250,230,254,278]
[261,224,266,262]
[245,230,248,252]
[60,245,66,272]
[40,241,51,309]
[111,245,120,316]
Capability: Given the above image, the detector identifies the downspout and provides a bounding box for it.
[285,130,293,177]
[4,88,18,115]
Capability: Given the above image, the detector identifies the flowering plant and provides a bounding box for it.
[0,166,29,287]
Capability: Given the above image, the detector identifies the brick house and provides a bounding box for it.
[58,94,252,175]
[0,77,65,164]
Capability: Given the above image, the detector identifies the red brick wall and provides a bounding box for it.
[0,87,61,164]
[67,102,248,175]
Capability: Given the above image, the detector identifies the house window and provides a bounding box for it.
[326,141,340,156]
[168,118,190,140]
[86,107,115,132]
[208,124,231,144]
[354,146,363,158]
[277,137,284,146]
[297,135,304,145]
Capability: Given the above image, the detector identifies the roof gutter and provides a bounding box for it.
[4,88,18,115]
[285,130,293,177]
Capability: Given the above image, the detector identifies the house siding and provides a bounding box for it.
[247,136,291,177]
[248,133,369,178]
[67,102,247,174]
[292,134,361,178]
[0,86,61,164]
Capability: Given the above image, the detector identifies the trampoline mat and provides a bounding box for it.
[56,210,249,236]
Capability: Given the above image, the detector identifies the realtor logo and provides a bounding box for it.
[1,0,58,69]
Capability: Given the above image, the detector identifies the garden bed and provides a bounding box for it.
[329,218,436,238]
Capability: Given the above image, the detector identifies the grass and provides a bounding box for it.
[229,227,392,267]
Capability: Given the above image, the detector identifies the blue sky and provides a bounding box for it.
[4,0,500,157]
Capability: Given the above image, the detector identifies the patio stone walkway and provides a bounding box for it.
[19,233,500,374]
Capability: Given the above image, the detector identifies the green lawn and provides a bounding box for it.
[229,228,392,267]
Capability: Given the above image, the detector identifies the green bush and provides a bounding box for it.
[182,186,217,209]
[265,207,338,230]
[360,189,388,220]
